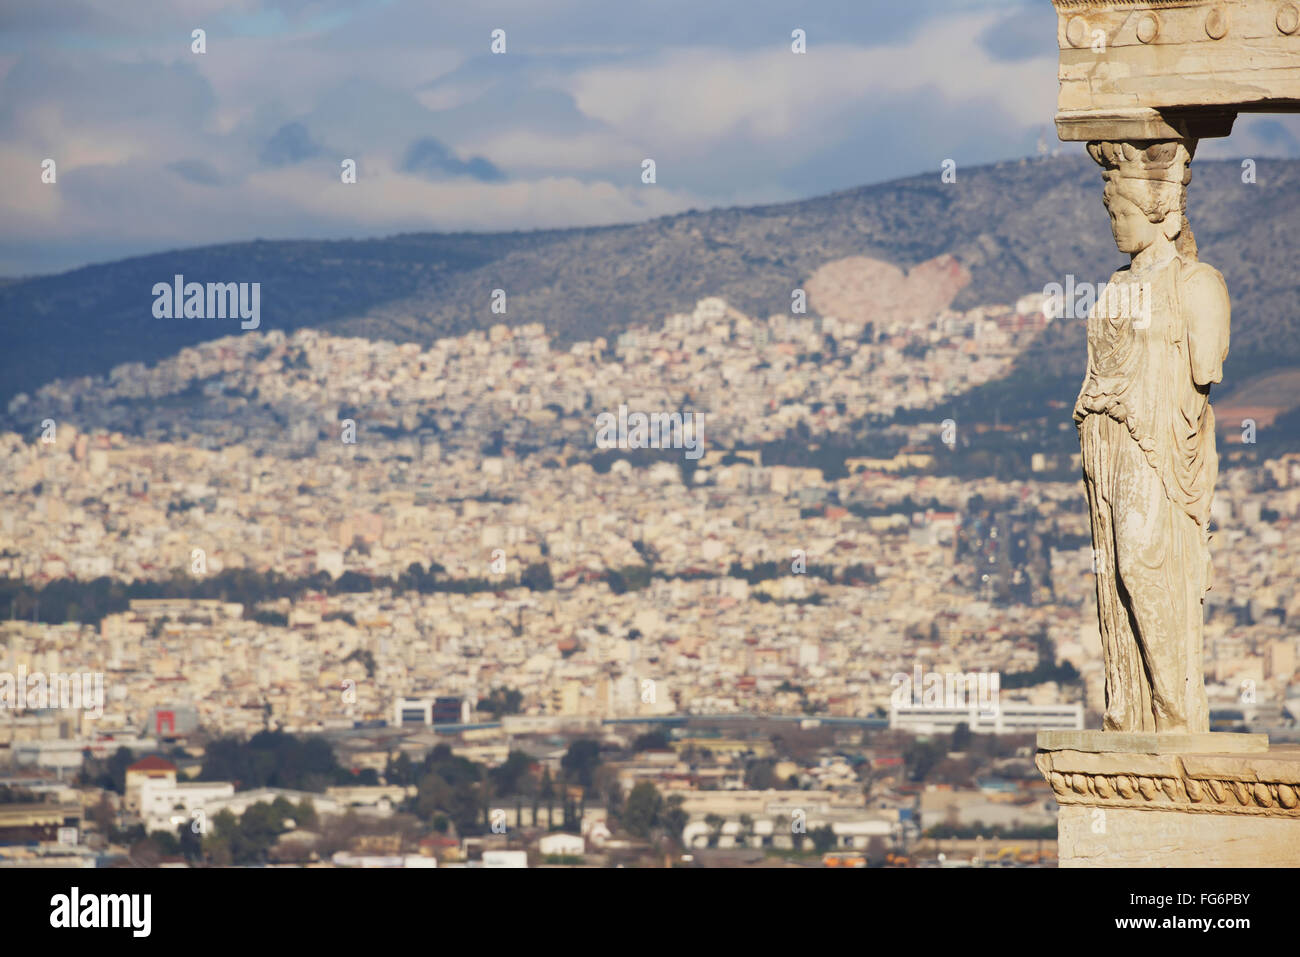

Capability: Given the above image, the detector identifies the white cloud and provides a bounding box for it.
[252,162,705,231]
[564,11,1056,162]
[22,2,1293,276]
[458,128,640,173]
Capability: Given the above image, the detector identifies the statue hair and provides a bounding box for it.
[1087,139,1199,261]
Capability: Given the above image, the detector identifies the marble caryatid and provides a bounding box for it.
[1038,0,1299,866]
[1075,138,1230,734]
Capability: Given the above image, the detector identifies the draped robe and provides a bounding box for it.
[1074,254,1229,733]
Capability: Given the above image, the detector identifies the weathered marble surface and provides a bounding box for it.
[1052,0,1300,141]
[1038,730,1267,754]
[1056,804,1300,866]
[1041,747,1300,865]
[1036,0,1300,865]
[1076,139,1228,733]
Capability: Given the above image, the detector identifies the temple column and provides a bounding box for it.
[1039,0,1300,866]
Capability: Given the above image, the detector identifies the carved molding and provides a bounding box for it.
[1037,749,1300,818]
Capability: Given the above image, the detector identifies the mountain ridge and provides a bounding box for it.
[5,153,1299,424]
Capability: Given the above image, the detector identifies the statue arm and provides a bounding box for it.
[1183,264,1230,387]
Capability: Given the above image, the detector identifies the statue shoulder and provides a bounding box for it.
[1178,260,1230,317]
[1178,259,1230,386]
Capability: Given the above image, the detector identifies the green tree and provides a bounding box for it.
[632,731,669,752]
[771,814,789,849]
[104,746,136,794]
[477,687,523,719]
[87,793,116,834]
[560,739,601,790]
[662,795,689,846]
[737,814,755,849]
[811,824,837,854]
[178,817,203,861]
[520,563,554,591]
[294,799,319,831]
[414,760,484,836]
[202,809,240,866]
[904,737,947,783]
[490,750,534,796]
[791,818,806,852]
[198,731,341,792]
[745,760,777,790]
[146,830,180,856]
[951,722,973,752]
[238,801,283,859]
[704,813,724,848]
[385,752,415,787]
[623,781,663,839]
[539,768,555,829]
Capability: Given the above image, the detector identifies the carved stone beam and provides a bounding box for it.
[1052,0,1300,142]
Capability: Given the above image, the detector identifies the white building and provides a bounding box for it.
[538,833,584,857]
[14,735,158,771]
[201,787,341,820]
[482,850,528,868]
[140,780,235,833]
[889,702,1084,734]
[331,852,437,868]
[393,697,433,726]
[680,814,896,851]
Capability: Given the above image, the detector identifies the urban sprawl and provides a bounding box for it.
[2,281,1297,867]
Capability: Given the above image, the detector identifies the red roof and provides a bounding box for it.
[127,756,177,774]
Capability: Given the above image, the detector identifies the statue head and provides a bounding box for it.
[1087,139,1197,260]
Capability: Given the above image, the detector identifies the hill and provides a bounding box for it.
[4,153,1299,424]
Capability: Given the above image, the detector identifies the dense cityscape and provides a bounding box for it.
[3,273,1298,868]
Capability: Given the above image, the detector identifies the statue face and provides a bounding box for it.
[1104,190,1157,255]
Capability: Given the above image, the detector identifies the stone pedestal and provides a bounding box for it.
[1037,736,1300,867]
[1038,730,1267,754]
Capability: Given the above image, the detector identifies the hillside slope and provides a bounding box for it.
[3,154,1298,420]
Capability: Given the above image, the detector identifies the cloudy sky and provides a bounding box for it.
[2,0,1298,276]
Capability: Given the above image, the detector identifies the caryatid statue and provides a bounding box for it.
[1075,138,1230,734]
